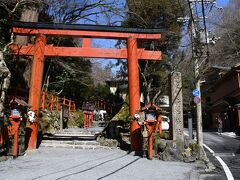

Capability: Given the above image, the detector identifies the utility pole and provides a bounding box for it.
[188,0,216,147]
[195,63,203,146]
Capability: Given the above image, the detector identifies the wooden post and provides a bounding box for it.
[50,95,54,111]
[60,105,63,132]
[82,38,91,48]
[68,99,71,112]
[56,96,59,112]
[127,38,140,117]
[63,97,66,105]
[42,91,45,109]
[127,37,141,151]
[13,123,19,157]
[104,101,106,110]
[27,34,46,150]
[147,123,155,160]
[73,103,76,112]
[8,117,21,157]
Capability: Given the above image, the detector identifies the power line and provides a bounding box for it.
[201,0,210,56]
[187,0,198,36]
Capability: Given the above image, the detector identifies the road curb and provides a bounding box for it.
[189,170,200,180]
[189,146,216,180]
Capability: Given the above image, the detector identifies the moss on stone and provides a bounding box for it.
[111,102,130,121]
[68,110,84,128]
[39,109,84,134]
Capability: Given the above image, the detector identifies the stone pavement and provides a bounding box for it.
[0,147,202,180]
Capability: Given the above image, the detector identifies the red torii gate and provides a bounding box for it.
[9,21,163,151]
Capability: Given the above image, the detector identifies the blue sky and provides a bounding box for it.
[93,0,230,75]
[217,0,229,6]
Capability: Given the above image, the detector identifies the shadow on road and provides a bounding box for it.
[54,152,133,180]
[32,151,126,180]
[97,157,140,180]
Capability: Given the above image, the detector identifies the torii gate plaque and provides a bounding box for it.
[9,21,163,151]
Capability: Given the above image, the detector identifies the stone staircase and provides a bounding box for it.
[40,127,112,149]
[92,120,109,127]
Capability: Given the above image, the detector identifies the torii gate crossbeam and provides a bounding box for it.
[9,21,163,151]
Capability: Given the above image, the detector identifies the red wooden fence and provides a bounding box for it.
[41,91,76,112]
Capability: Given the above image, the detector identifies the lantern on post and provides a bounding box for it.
[8,98,30,157]
[135,103,162,160]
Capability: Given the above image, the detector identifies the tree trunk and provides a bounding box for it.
[15,7,39,45]
[15,7,39,87]
[0,52,11,117]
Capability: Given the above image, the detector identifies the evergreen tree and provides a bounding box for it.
[120,0,187,104]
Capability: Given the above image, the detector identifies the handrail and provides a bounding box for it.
[41,91,76,112]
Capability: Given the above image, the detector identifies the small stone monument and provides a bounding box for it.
[170,72,184,151]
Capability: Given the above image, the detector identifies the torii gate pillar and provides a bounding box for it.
[27,34,46,150]
[127,38,142,151]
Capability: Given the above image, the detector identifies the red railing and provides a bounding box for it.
[41,91,76,112]
[94,99,113,114]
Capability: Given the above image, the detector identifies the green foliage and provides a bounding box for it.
[160,131,169,139]
[39,109,84,133]
[125,0,186,50]
[43,37,93,107]
[83,84,110,101]
[68,110,84,128]
[112,100,129,121]
[39,111,60,134]
[117,0,187,104]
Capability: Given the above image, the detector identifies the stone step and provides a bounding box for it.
[120,132,130,137]
[60,127,104,135]
[40,139,116,150]
[40,143,109,149]
[92,121,109,127]
[53,133,96,137]
[43,134,96,141]
[57,131,94,135]
[41,140,100,146]
[39,127,113,149]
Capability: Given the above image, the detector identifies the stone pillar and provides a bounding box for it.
[170,72,184,150]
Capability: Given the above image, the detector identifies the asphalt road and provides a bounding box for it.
[0,147,197,180]
[202,131,240,180]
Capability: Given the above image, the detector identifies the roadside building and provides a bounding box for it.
[202,65,240,133]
